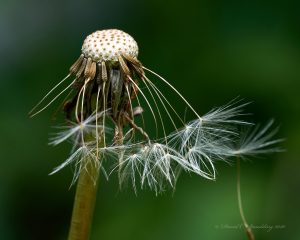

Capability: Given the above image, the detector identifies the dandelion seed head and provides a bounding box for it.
[30,27,281,193]
[81,29,139,62]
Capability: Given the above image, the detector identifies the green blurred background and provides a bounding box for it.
[1,0,299,239]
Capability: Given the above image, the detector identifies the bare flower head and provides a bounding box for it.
[81,29,139,62]
[30,29,280,193]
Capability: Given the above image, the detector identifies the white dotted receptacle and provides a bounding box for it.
[81,29,139,62]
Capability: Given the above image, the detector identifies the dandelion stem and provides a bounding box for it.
[237,158,255,240]
[68,157,100,240]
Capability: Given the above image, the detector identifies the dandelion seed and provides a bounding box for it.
[226,119,283,158]
[49,145,98,184]
[49,110,109,146]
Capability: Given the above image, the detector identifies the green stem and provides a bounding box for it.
[68,159,99,240]
[237,158,255,240]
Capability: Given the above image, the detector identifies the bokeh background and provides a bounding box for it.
[1,0,299,239]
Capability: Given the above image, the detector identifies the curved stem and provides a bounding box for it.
[68,157,100,240]
[237,158,255,240]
